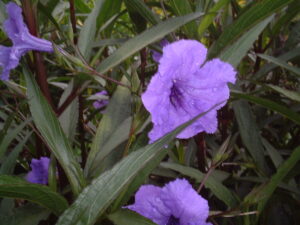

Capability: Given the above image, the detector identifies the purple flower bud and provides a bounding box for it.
[127,179,212,225]
[93,91,109,109]
[142,40,236,143]
[26,157,50,185]
[0,2,53,80]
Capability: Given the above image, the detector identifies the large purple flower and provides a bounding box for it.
[127,179,212,225]
[0,2,53,80]
[142,40,236,143]
[26,157,50,185]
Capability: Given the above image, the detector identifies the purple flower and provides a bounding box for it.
[142,40,236,143]
[0,2,53,80]
[127,179,212,225]
[93,91,109,109]
[151,39,169,63]
[26,157,50,185]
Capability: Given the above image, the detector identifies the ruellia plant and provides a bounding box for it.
[0,0,299,225]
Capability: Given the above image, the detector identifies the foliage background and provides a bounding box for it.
[0,0,299,224]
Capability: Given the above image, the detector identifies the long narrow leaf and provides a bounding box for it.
[0,175,68,216]
[208,0,292,58]
[257,54,300,77]
[232,92,300,125]
[250,146,300,213]
[85,77,131,178]
[96,11,204,74]
[55,104,222,225]
[24,69,85,195]
[232,100,267,173]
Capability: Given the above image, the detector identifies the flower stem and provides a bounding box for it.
[22,0,55,110]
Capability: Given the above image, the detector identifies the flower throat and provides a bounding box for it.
[166,215,180,225]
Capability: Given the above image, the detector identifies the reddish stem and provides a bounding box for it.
[69,0,78,44]
[22,0,55,110]
[196,132,206,173]
[139,48,147,87]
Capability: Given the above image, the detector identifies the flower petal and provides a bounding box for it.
[142,40,236,143]
[161,179,211,225]
[4,2,28,42]
[0,2,53,80]
[158,40,207,80]
[0,46,13,80]
[26,157,50,185]
[126,185,170,225]
[93,91,109,109]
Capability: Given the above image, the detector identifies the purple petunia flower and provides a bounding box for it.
[0,2,53,80]
[127,179,212,225]
[26,157,50,185]
[93,90,109,109]
[142,40,236,143]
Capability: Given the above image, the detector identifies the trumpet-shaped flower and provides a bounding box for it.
[0,2,53,80]
[26,157,50,185]
[127,179,212,225]
[142,40,236,143]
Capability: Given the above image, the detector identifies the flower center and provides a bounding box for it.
[169,81,184,109]
[166,215,180,225]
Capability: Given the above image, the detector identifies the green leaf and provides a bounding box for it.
[96,11,204,74]
[232,92,300,125]
[261,138,283,168]
[78,0,105,60]
[85,77,131,179]
[0,117,31,160]
[257,146,300,213]
[267,84,300,102]
[219,16,273,67]
[197,0,230,37]
[0,132,32,175]
[96,0,122,35]
[55,104,220,225]
[75,0,91,14]
[0,175,68,216]
[110,138,166,211]
[124,0,160,25]
[0,0,6,24]
[160,162,238,207]
[232,100,267,173]
[24,69,85,196]
[108,209,157,225]
[169,0,198,38]
[0,204,49,225]
[208,0,292,59]
[58,80,79,143]
[254,47,300,79]
[272,0,300,36]
[257,54,300,77]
